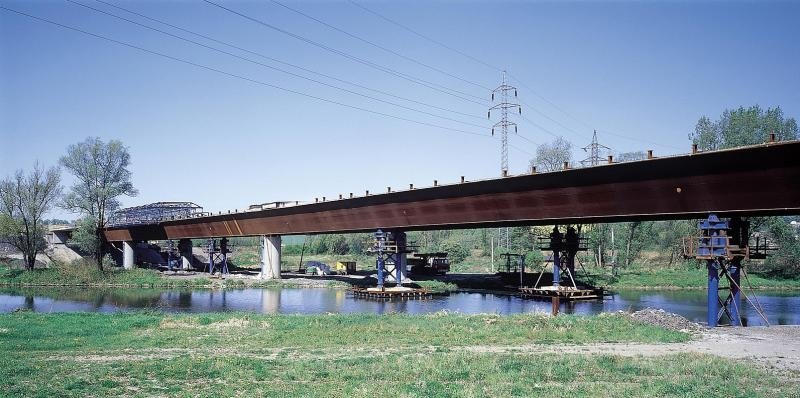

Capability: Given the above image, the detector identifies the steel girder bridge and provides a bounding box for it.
[102,140,800,326]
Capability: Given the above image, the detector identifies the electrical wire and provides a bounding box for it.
[347,0,500,73]
[348,0,681,151]
[203,0,488,106]
[91,0,486,121]
[0,5,489,139]
[66,0,489,130]
[270,0,491,91]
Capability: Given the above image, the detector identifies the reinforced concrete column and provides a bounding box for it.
[260,235,282,279]
[179,239,192,270]
[122,241,135,269]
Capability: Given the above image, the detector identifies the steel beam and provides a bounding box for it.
[104,141,800,242]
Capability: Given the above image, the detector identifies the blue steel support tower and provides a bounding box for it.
[696,214,750,327]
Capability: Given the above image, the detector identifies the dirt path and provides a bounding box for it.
[464,325,800,373]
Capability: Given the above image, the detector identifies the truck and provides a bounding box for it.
[407,252,450,275]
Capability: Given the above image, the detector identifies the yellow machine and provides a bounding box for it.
[334,261,357,274]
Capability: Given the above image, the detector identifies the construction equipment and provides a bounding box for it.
[407,252,450,275]
[334,261,357,275]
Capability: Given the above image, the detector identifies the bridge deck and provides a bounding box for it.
[104,141,800,242]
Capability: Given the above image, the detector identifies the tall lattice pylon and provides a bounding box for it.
[488,70,522,176]
[580,130,611,167]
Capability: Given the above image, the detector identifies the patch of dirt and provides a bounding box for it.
[158,317,263,330]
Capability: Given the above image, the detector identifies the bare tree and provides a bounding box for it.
[531,137,573,172]
[0,163,62,270]
[60,138,137,270]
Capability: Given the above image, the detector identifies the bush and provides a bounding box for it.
[442,240,469,264]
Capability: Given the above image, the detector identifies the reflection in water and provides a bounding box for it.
[0,287,798,326]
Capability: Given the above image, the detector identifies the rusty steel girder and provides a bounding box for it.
[104,141,800,242]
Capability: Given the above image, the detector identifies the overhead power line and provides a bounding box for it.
[66,0,488,130]
[595,129,683,151]
[270,0,491,91]
[348,0,680,151]
[91,0,484,121]
[0,6,490,139]
[202,0,488,106]
[347,0,501,73]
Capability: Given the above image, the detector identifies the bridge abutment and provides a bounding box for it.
[260,235,281,279]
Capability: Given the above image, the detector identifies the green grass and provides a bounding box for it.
[0,312,690,352]
[0,312,794,397]
[0,263,348,290]
[415,279,459,292]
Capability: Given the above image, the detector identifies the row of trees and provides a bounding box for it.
[0,138,136,270]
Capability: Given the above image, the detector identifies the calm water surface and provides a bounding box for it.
[1,287,798,326]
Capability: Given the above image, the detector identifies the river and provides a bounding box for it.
[1,286,798,326]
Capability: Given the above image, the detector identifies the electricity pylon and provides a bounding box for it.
[488,70,522,177]
[580,130,611,167]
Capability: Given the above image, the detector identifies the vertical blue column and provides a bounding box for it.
[553,251,561,287]
[707,261,719,327]
[376,256,385,288]
[375,229,385,289]
[729,261,741,326]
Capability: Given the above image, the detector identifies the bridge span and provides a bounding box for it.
[99,140,800,324]
[104,140,800,243]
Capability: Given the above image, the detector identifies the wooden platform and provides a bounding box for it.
[351,287,432,300]
[518,286,605,300]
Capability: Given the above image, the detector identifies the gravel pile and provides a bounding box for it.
[629,308,703,332]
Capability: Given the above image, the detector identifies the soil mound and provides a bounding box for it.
[630,308,703,332]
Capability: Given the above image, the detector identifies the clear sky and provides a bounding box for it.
[2,0,799,220]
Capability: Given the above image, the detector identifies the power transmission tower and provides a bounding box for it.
[488,71,521,251]
[488,70,522,177]
[580,130,611,167]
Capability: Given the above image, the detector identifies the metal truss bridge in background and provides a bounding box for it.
[107,202,208,227]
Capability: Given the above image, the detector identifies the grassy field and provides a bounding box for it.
[0,312,794,397]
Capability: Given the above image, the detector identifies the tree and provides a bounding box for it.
[0,163,62,270]
[689,105,798,151]
[689,106,799,273]
[60,138,137,270]
[531,137,573,172]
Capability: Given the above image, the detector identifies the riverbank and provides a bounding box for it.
[590,267,800,290]
[3,260,799,293]
[0,264,348,290]
[1,311,796,397]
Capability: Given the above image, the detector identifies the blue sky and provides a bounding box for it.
[2,0,799,220]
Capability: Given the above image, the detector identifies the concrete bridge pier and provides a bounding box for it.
[122,241,135,269]
[260,235,282,279]
[178,239,192,270]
